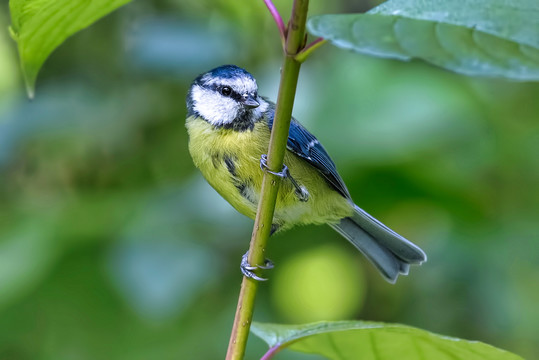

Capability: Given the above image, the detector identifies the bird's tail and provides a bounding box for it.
[330,204,426,283]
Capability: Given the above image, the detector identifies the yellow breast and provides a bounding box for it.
[186,116,268,218]
[186,115,353,230]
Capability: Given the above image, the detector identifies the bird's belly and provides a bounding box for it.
[186,116,353,229]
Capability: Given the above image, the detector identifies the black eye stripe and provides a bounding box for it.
[209,84,246,102]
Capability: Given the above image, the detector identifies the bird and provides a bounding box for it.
[185,64,426,283]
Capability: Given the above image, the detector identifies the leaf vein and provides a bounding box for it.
[328,332,346,360]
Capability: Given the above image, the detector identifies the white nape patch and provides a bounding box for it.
[191,85,240,126]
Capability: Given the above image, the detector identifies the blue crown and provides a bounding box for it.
[206,65,254,80]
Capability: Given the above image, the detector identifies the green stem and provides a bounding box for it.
[225,1,310,359]
[295,38,327,63]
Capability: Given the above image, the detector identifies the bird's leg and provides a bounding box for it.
[260,154,309,201]
[288,175,309,202]
[240,251,274,281]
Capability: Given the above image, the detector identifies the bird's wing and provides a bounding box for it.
[286,118,351,199]
[265,104,351,199]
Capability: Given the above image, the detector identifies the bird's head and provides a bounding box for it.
[187,65,268,129]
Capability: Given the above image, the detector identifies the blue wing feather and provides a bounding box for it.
[265,103,351,199]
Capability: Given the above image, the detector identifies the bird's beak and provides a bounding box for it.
[243,94,260,109]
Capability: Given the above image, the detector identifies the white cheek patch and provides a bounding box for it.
[191,85,240,126]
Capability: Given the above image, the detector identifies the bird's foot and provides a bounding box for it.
[260,154,290,178]
[260,154,309,202]
[240,251,274,281]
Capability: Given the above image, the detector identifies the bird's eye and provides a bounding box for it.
[220,86,232,96]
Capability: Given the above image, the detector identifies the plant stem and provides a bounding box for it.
[295,37,327,63]
[225,1,310,359]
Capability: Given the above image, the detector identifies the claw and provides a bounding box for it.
[260,154,309,202]
[260,154,289,178]
[241,251,274,281]
[258,258,275,270]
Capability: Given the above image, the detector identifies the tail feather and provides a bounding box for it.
[330,219,402,282]
[331,205,426,283]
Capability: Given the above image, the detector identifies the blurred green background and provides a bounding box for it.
[1,1,538,359]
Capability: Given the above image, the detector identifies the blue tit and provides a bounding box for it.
[185,65,426,283]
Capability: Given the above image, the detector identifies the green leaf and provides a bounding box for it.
[9,0,132,98]
[252,321,524,360]
[307,0,539,80]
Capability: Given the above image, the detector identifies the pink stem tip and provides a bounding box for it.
[263,0,286,43]
[260,345,282,360]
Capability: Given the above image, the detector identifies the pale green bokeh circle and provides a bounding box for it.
[272,244,366,323]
